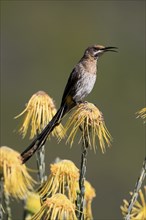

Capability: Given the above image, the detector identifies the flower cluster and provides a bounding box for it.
[65,102,112,153]
[31,159,96,220]
[31,193,77,220]
[0,146,35,199]
[15,91,64,139]
[39,160,79,202]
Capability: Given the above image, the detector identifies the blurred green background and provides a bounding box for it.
[1,1,145,219]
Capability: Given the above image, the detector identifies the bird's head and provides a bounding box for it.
[84,45,118,60]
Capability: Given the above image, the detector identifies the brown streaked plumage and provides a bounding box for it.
[21,44,117,163]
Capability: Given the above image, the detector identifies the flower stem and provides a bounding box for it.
[3,192,12,220]
[36,145,46,185]
[76,125,89,220]
[125,157,146,220]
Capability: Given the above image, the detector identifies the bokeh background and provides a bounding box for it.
[1,1,145,219]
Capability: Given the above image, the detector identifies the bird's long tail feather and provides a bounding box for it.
[21,105,66,163]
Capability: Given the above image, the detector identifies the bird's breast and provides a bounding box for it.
[73,69,97,102]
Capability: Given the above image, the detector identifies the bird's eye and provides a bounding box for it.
[93,47,97,51]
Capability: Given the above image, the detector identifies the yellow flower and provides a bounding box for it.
[39,160,79,202]
[0,146,35,199]
[15,91,64,139]
[31,193,77,220]
[65,102,112,153]
[121,186,146,219]
[136,107,146,121]
[25,192,41,215]
[84,180,96,220]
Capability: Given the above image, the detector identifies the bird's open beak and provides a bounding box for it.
[102,46,118,52]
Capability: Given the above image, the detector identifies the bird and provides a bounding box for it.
[21,44,117,163]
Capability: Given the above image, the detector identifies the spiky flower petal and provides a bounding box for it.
[136,107,146,122]
[84,180,96,220]
[25,192,41,215]
[31,193,77,220]
[0,146,35,199]
[39,160,79,202]
[15,91,64,139]
[65,102,112,153]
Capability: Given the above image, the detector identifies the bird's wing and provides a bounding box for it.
[61,67,79,106]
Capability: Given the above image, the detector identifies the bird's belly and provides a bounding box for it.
[73,72,96,102]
